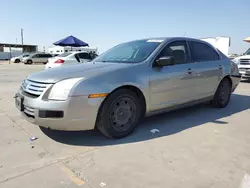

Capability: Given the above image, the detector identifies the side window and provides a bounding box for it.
[189,41,220,62]
[46,54,52,58]
[78,53,91,59]
[157,41,189,64]
[32,54,40,58]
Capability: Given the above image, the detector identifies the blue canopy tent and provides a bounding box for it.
[53,35,89,47]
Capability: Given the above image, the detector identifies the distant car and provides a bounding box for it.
[232,48,250,79]
[45,51,97,69]
[22,53,53,64]
[10,54,30,63]
[15,37,241,138]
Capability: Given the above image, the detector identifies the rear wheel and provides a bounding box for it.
[96,89,143,138]
[212,78,232,108]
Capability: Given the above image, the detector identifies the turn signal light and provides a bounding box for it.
[88,93,108,98]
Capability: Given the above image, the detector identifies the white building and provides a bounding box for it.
[47,46,98,55]
[201,36,231,56]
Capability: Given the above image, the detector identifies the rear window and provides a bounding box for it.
[58,52,72,57]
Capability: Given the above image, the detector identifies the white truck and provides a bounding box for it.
[232,48,250,79]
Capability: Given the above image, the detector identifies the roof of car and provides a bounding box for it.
[132,37,204,43]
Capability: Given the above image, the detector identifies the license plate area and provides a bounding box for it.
[15,95,24,111]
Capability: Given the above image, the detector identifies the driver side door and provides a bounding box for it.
[149,40,197,111]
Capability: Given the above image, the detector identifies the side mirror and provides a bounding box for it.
[155,56,175,67]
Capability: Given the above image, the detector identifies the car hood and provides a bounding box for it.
[27,62,131,83]
[234,55,250,60]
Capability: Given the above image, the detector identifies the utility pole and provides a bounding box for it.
[21,28,24,53]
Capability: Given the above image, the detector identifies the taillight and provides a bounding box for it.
[55,59,64,64]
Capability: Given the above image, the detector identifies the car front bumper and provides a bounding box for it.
[15,88,104,131]
[238,65,250,78]
[231,75,241,92]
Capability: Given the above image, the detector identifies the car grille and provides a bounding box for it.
[239,68,250,71]
[240,59,250,65]
[22,80,51,97]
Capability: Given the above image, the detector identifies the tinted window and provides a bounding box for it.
[32,54,40,58]
[78,53,91,59]
[39,54,51,58]
[189,41,220,62]
[157,41,189,64]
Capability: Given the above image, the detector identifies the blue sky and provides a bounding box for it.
[0,0,249,53]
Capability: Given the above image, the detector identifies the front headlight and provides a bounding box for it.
[232,58,239,65]
[48,78,84,101]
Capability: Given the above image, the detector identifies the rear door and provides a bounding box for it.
[188,40,222,98]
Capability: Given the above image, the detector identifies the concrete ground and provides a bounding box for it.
[0,62,250,188]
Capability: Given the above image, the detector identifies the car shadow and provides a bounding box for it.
[41,94,250,146]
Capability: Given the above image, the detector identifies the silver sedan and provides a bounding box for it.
[15,37,241,138]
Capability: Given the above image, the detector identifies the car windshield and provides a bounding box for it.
[58,52,72,57]
[94,39,163,63]
[245,48,250,55]
[22,54,29,57]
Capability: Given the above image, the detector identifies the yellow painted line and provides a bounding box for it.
[58,164,85,186]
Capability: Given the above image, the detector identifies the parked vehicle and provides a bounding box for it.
[15,37,241,138]
[232,48,250,79]
[45,51,97,69]
[10,54,30,63]
[22,53,53,64]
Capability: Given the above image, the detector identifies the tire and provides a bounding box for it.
[212,78,232,108]
[14,59,20,63]
[27,60,33,64]
[96,89,143,138]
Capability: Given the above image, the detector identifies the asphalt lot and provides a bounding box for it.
[0,62,250,188]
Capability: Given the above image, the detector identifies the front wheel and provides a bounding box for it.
[96,89,142,138]
[212,78,232,108]
[14,59,20,63]
[27,60,33,64]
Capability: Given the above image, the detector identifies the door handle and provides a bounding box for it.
[219,65,222,70]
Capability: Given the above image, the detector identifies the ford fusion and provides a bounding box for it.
[15,37,241,138]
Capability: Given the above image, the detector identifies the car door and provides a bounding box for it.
[149,40,198,111]
[32,54,40,63]
[188,40,222,99]
[78,52,91,63]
